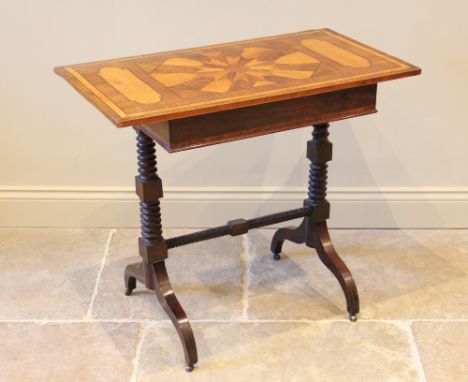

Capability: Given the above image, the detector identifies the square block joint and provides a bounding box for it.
[135,176,163,202]
[227,218,249,236]
[307,140,333,163]
[303,200,330,221]
[138,237,168,263]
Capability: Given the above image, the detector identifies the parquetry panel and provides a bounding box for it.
[55,29,420,127]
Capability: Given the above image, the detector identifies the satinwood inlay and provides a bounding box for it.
[55,28,420,127]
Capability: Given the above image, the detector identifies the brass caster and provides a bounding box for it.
[185,364,194,372]
[125,289,133,296]
[349,314,358,322]
[273,253,281,261]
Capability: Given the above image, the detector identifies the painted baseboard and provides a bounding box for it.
[0,186,467,228]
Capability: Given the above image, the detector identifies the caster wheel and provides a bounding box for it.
[125,276,136,296]
[349,314,358,322]
[185,364,194,372]
[273,253,281,261]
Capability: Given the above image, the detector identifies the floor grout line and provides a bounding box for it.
[405,321,428,382]
[189,318,468,323]
[0,319,166,324]
[84,228,117,321]
[2,318,467,324]
[129,322,148,382]
[239,233,251,321]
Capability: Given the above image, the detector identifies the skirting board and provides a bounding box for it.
[0,186,467,228]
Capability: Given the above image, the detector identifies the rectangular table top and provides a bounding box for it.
[55,28,420,127]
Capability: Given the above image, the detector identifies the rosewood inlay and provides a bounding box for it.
[55,28,420,127]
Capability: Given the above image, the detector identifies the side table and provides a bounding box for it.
[55,28,420,371]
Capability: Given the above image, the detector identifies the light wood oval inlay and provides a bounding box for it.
[99,67,161,104]
[301,39,369,68]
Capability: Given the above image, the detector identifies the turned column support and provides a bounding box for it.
[304,122,331,246]
[271,122,360,321]
[124,128,198,372]
[135,128,167,266]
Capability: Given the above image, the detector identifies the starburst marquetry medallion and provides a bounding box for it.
[146,47,320,94]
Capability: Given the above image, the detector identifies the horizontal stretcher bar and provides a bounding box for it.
[165,206,315,249]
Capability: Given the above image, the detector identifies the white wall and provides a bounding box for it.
[1,0,467,227]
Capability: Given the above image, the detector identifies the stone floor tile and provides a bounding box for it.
[0,322,139,382]
[246,229,468,320]
[92,229,244,320]
[136,321,420,382]
[412,321,468,382]
[0,229,110,319]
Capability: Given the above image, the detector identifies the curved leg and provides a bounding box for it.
[152,261,198,371]
[124,261,154,295]
[270,219,306,260]
[311,221,359,321]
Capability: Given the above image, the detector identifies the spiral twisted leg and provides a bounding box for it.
[305,123,359,320]
[124,128,198,371]
[270,123,359,320]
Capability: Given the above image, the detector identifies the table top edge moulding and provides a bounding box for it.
[54,28,420,128]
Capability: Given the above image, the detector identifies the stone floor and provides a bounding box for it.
[0,228,467,381]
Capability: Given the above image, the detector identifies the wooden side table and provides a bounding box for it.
[55,28,420,371]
